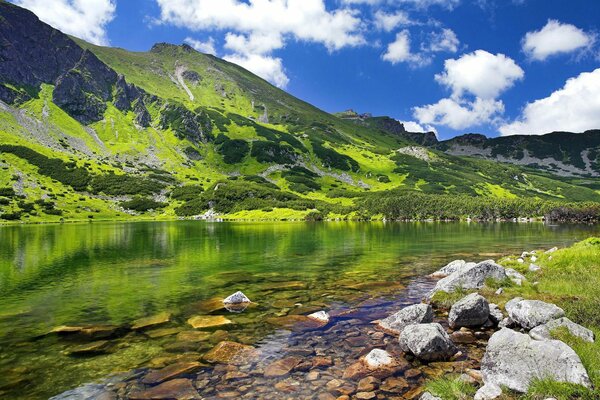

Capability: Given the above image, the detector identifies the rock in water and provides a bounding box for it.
[448,293,489,328]
[187,315,233,329]
[429,260,474,278]
[307,311,330,324]
[480,328,592,393]
[132,312,172,330]
[364,349,394,369]
[223,291,251,304]
[399,323,457,361]
[376,303,433,335]
[529,317,595,343]
[129,379,201,400]
[506,299,565,329]
[430,260,507,295]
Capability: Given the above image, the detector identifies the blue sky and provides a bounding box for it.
[12,0,600,140]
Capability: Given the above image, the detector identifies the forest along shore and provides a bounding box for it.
[47,238,600,400]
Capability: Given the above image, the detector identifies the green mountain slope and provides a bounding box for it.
[0,2,598,223]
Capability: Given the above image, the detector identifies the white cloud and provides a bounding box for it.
[414,97,504,130]
[155,0,365,87]
[435,50,524,99]
[224,53,289,88]
[382,30,430,66]
[499,68,600,135]
[373,10,413,32]
[342,0,460,10]
[424,28,459,53]
[522,20,594,61]
[401,120,437,134]
[184,37,217,56]
[14,0,116,45]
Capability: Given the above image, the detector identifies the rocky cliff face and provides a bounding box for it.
[338,114,438,146]
[436,131,600,177]
[0,1,151,125]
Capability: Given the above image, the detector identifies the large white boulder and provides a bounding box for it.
[448,293,490,328]
[399,323,457,361]
[376,303,433,335]
[429,260,475,278]
[480,328,592,393]
[430,260,507,295]
[506,299,565,329]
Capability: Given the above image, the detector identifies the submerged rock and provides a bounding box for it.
[480,328,591,393]
[375,303,433,335]
[132,312,172,330]
[264,356,303,377]
[307,310,330,324]
[399,323,457,361]
[187,315,233,330]
[448,293,489,328]
[129,378,200,400]
[430,260,507,295]
[505,299,565,329]
[68,340,111,355]
[142,362,204,385]
[266,315,327,331]
[202,341,256,364]
[529,317,595,343]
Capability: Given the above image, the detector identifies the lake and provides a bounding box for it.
[0,221,597,399]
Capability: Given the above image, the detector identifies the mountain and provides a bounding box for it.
[0,1,598,223]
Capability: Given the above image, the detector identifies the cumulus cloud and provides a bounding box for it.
[154,0,365,87]
[435,50,524,99]
[373,10,413,32]
[424,28,459,53]
[342,0,460,9]
[522,20,595,61]
[414,97,504,130]
[224,53,289,88]
[401,120,438,134]
[382,30,430,66]
[184,37,217,56]
[14,0,116,45]
[499,68,600,136]
[414,50,523,130]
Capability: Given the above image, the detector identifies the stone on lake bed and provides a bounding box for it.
[145,327,181,339]
[202,341,256,364]
[142,361,204,384]
[129,378,200,400]
[50,325,122,340]
[176,331,212,342]
[364,349,394,369]
[343,349,409,380]
[187,315,233,330]
[132,312,172,330]
[68,340,111,355]
[263,356,303,377]
[307,310,330,324]
[223,291,251,304]
[266,315,327,331]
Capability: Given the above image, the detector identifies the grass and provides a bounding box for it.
[424,375,477,400]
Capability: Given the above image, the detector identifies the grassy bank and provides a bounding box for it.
[429,237,600,400]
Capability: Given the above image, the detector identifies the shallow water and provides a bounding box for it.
[0,221,597,399]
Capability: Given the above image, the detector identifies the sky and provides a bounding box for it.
[10,0,600,140]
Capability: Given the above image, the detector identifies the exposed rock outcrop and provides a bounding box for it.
[480,328,592,393]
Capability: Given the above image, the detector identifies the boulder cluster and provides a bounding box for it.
[418,257,595,400]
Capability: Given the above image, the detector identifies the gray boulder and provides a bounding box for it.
[399,323,457,361]
[488,304,504,325]
[505,268,526,286]
[474,383,502,400]
[480,328,592,393]
[376,303,433,335]
[449,293,490,328]
[507,299,565,329]
[430,260,507,295]
[420,393,442,400]
[429,260,475,278]
[529,317,595,343]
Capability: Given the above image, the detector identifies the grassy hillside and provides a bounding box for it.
[0,2,599,223]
